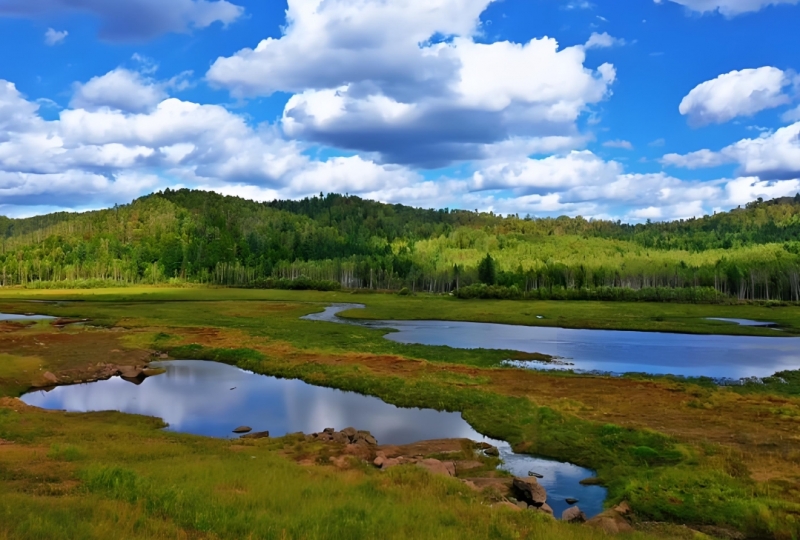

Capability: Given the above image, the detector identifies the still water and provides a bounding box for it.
[22,360,606,518]
[304,304,800,379]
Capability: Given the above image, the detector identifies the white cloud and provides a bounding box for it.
[71,69,168,113]
[782,105,800,123]
[679,67,791,126]
[208,0,615,167]
[1,0,243,41]
[663,121,800,179]
[654,0,799,16]
[603,139,633,150]
[471,150,621,193]
[44,28,68,46]
[0,74,420,212]
[584,32,625,49]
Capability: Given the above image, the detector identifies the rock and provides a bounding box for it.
[232,426,252,434]
[538,503,554,516]
[483,446,500,457]
[515,500,529,510]
[317,432,333,442]
[561,506,587,523]
[159,353,169,359]
[586,510,632,534]
[373,456,386,468]
[43,372,58,383]
[342,427,357,439]
[565,498,579,505]
[323,427,335,434]
[528,471,544,478]
[380,457,402,469]
[332,432,348,444]
[494,501,522,512]
[240,431,269,439]
[363,434,378,446]
[118,366,143,378]
[512,477,547,506]
[613,501,632,516]
[417,458,456,477]
[475,442,493,450]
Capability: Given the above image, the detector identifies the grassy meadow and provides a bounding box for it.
[0,287,799,539]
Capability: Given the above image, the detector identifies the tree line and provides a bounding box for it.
[1,188,799,302]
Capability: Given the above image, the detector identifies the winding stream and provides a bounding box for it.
[303,304,800,379]
[21,360,606,518]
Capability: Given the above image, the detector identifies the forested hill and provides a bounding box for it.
[1,189,799,301]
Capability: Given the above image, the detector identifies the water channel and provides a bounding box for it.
[21,359,606,518]
[304,304,800,380]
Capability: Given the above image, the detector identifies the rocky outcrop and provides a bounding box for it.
[512,477,547,506]
[306,427,379,447]
[417,458,456,477]
[232,426,252,434]
[562,506,587,523]
[240,431,270,439]
[585,510,633,534]
[31,362,165,389]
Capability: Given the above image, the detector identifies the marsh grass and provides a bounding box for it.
[0,287,799,538]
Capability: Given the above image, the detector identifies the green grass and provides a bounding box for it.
[1,286,799,538]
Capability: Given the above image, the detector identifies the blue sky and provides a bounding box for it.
[1,0,799,221]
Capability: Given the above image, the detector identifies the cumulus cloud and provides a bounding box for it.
[663,122,800,179]
[654,0,799,16]
[44,28,68,46]
[1,0,243,41]
[0,74,421,213]
[584,32,625,49]
[679,67,792,126]
[207,0,616,167]
[70,69,168,113]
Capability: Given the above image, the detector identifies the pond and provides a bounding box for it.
[0,313,55,321]
[304,304,800,380]
[21,360,606,518]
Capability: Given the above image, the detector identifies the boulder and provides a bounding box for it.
[43,372,58,383]
[561,506,586,523]
[513,477,547,506]
[515,500,529,510]
[373,456,386,468]
[538,503,554,516]
[323,427,335,434]
[565,498,579,505]
[417,458,456,477]
[332,432,348,444]
[317,432,333,442]
[240,431,270,440]
[118,366,143,378]
[528,471,544,478]
[586,510,633,534]
[380,457,402,469]
[613,501,632,516]
[232,426,252,434]
[363,434,378,446]
[342,427,357,439]
[484,446,500,457]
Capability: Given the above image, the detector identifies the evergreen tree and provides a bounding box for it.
[477,254,497,285]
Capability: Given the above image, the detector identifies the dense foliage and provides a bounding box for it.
[1,189,800,301]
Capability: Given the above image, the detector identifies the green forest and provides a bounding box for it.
[1,188,800,302]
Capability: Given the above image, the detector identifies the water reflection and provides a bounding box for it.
[304,304,800,379]
[0,313,55,321]
[22,360,606,518]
